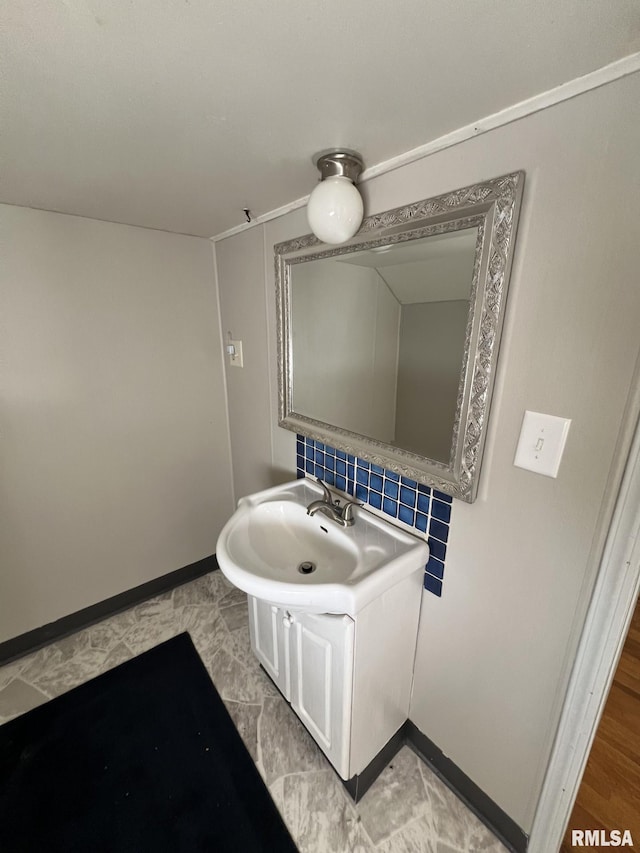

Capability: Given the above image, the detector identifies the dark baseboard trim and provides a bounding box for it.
[0,555,219,666]
[405,721,528,853]
[343,725,406,802]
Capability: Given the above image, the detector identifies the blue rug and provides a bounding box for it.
[0,632,297,852]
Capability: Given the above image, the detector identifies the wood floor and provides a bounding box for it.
[561,598,640,850]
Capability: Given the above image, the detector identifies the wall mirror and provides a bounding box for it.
[275,172,524,502]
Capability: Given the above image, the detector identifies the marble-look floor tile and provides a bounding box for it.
[89,610,137,651]
[224,700,262,762]
[208,648,264,704]
[219,600,249,632]
[31,647,108,698]
[377,816,437,853]
[218,585,248,609]
[356,747,429,845]
[0,679,49,721]
[18,643,64,684]
[421,765,508,853]
[0,658,28,691]
[280,769,374,853]
[102,641,134,671]
[259,695,326,785]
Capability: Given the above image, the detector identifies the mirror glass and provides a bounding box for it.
[276,172,524,502]
[290,227,478,464]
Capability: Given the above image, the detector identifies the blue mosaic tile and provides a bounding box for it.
[434,490,452,504]
[336,449,347,460]
[431,499,451,524]
[415,512,428,533]
[355,484,368,502]
[357,457,369,470]
[371,463,384,475]
[426,557,445,580]
[369,490,382,510]
[335,475,346,491]
[336,459,347,476]
[429,518,449,543]
[305,459,314,474]
[383,480,399,500]
[348,454,355,464]
[356,468,369,486]
[399,486,416,508]
[424,574,443,597]
[401,476,417,488]
[296,439,304,454]
[297,434,305,442]
[347,464,354,481]
[347,479,355,495]
[306,445,315,460]
[296,468,305,479]
[325,455,335,471]
[316,441,324,451]
[324,444,335,456]
[324,470,335,486]
[398,504,415,526]
[418,483,431,495]
[383,497,398,518]
[386,471,400,482]
[296,454,304,471]
[315,450,325,466]
[370,472,383,492]
[428,538,447,561]
[417,493,430,514]
[314,464,325,479]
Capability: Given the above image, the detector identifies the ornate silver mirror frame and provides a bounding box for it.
[275,172,524,502]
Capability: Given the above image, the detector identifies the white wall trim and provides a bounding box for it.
[528,404,640,852]
[210,51,640,244]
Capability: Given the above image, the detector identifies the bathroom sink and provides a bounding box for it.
[216,478,429,617]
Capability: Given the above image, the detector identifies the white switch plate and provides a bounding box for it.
[514,411,571,478]
[228,340,243,368]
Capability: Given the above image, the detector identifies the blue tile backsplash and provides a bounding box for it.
[296,435,452,597]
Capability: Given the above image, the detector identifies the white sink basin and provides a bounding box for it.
[216,478,429,617]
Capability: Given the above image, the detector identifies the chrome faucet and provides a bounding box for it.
[307,478,361,527]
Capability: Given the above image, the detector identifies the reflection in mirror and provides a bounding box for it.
[291,228,477,463]
[276,172,524,502]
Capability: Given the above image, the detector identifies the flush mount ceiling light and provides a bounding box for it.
[307,149,364,245]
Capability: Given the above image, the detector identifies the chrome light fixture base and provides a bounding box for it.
[312,149,364,184]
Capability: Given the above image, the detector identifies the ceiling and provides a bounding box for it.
[2,1,638,238]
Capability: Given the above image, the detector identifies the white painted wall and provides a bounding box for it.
[0,205,234,643]
[213,71,640,832]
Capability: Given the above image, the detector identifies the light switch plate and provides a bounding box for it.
[514,411,571,478]
[228,339,243,368]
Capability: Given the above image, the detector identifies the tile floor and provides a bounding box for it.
[0,571,508,853]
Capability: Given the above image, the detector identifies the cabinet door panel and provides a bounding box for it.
[290,611,354,779]
[248,596,289,699]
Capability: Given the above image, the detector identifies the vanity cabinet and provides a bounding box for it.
[249,596,354,778]
[247,568,422,784]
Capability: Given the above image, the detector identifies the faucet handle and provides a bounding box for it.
[341,498,362,525]
[315,477,334,504]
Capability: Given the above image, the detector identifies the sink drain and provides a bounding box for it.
[298,561,316,575]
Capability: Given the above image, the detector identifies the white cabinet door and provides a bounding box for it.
[248,596,290,700]
[289,611,355,779]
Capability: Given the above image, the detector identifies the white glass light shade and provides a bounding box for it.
[306,176,364,245]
